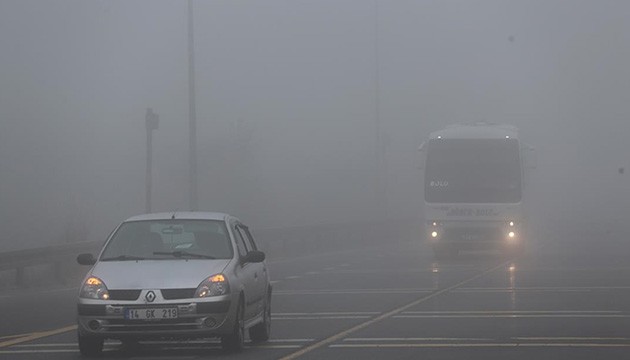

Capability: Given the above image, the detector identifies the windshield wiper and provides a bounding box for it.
[153,251,216,259]
[100,255,146,261]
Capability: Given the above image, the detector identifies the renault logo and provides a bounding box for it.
[145,291,156,303]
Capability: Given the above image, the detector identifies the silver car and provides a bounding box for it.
[76,212,271,356]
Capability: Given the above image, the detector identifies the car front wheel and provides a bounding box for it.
[249,293,271,342]
[221,299,245,352]
[78,330,103,357]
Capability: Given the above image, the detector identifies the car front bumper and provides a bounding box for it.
[77,295,237,340]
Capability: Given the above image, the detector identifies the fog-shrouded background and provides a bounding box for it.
[1,0,629,251]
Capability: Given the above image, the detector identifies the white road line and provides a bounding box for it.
[344,337,493,342]
[12,339,315,348]
[0,350,80,354]
[274,316,372,320]
[343,336,630,342]
[514,337,630,341]
[329,343,630,348]
[268,339,315,343]
[274,312,380,316]
[13,344,79,348]
[274,289,433,295]
[402,310,622,314]
[284,276,301,280]
[393,314,630,319]
[454,286,630,293]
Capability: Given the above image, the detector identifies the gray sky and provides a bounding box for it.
[1,0,630,250]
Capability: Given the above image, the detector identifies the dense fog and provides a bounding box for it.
[1,0,629,251]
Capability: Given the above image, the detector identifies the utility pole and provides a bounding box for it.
[373,0,388,219]
[188,0,199,211]
[145,108,159,213]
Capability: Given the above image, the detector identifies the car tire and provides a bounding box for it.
[221,299,245,352]
[78,331,103,357]
[249,293,271,342]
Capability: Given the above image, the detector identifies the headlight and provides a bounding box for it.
[195,274,230,298]
[80,277,110,300]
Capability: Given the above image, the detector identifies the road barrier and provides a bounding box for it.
[0,219,420,288]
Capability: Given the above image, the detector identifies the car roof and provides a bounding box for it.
[124,212,234,222]
[429,123,519,140]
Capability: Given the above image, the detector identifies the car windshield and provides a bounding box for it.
[100,220,233,261]
[425,138,522,203]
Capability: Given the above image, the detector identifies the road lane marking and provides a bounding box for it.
[405,310,623,313]
[343,336,630,343]
[274,316,372,320]
[393,314,630,319]
[274,312,380,316]
[269,339,315,343]
[328,343,630,348]
[274,288,433,295]
[285,276,301,280]
[0,333,34,341]
[278,260,511,360]
[454,286,630,293]
[515,337,630,341]
[0,349,80,354]
[345,337,493,342]
[0,325,77,348]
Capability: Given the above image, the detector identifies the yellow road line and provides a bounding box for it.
[0,325,77,348]
[278,260,511,360]
[0,333,34,341]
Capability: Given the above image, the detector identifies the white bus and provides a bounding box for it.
[420,123,532,258]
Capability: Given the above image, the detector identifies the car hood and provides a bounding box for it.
[90,259,231,289]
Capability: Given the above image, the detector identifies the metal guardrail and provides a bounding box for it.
[0,219,418,287]
[0,241,102,286]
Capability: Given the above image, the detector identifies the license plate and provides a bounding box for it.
[125,308,178,320]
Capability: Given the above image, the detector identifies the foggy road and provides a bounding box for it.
[2,229,630,360]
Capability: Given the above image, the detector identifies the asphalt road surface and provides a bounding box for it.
[1,228,630,359]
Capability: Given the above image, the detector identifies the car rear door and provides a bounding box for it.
[230,222,260,321]
[236,224,267,316]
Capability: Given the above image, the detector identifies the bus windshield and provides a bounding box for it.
[425,138,522,203]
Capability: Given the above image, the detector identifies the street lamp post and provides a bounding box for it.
[145,108,159,213]
[188,0,199,211]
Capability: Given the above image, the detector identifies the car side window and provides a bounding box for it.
[238,225,258,251]
[232,224,248,257]
[235,225,254,252]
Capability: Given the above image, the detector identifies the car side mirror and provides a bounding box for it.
[243,250,265,263]
[77,253,96,266]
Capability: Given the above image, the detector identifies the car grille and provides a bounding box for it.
[161,288,196,300]
[108,290,141,301]
[443,227,503,242]
[103,318,201,332]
